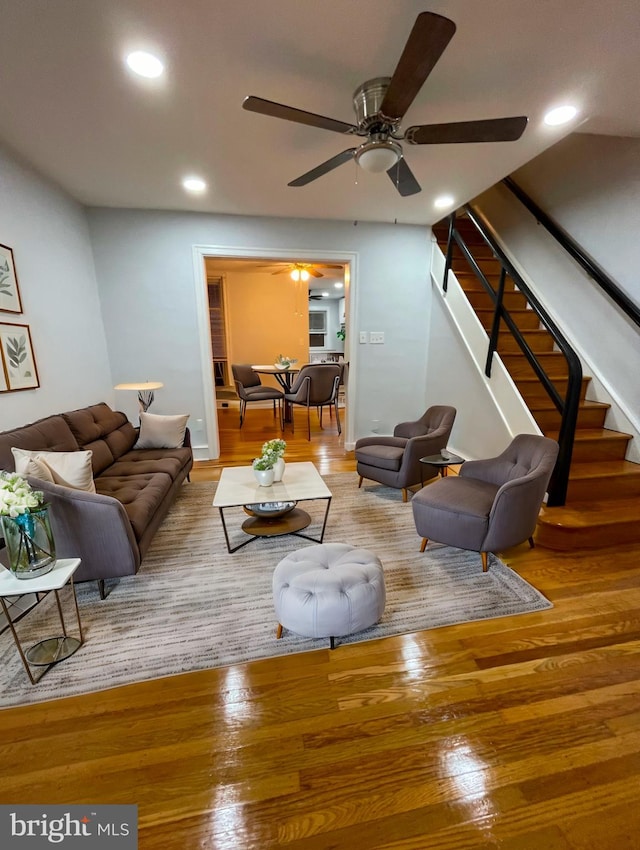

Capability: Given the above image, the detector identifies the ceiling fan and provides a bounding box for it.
[243,11,528,197]
[272,262,343,280]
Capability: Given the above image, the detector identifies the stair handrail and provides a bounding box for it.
[502,176,640,329]
[442,207,582,506]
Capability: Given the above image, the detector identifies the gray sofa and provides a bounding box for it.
[0,402,193,596]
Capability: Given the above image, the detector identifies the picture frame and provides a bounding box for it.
[0,322,39,391]
[0,243,24,314]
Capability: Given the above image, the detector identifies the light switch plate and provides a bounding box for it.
[370,331,385,344]
[359,331,368,343]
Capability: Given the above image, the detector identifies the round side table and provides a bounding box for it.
[419,450,465,487]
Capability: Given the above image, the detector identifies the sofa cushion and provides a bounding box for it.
[99,447,192,480]
[104,422,138,460]
[135,412,189,450]
[94,472,173,541]
[62,403,130,474]
[0,416,79,471]
[12,447,97,493]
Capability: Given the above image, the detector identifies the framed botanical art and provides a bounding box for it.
[0,244,23,314]
[0,322,39,391]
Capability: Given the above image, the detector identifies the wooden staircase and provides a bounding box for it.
[433,218,640,549]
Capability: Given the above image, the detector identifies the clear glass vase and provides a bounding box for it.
[1,506,56,579]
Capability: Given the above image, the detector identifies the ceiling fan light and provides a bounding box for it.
[300,269,310,282]
[290,269,301,281]
[355,140,402,174]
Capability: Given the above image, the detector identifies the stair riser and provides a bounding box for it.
[455,274,517,292]
[498,334,555,353]
[452,257,504,275]
[517,380,590,402]
[533,408,608,430]
[477,311,542,330]
[467,291,527,310]
[565,439,631,462]
[501,354,569,377]
[567,475,640,501]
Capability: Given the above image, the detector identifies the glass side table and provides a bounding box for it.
[419,450,465,487]
[0,557,83,684]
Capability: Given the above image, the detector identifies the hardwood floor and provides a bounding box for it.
[2,407,639,849]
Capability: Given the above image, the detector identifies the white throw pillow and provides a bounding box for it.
[135,412,189,450]
[12,447,96,493]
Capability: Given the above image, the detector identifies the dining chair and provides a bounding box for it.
[231,364,284,429]
[283,364,341,440]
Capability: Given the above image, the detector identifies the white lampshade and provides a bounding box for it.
[356,140,402,173]
[114,381,164,413]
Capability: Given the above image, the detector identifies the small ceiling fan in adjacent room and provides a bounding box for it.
[243,11,528,197]
[273,262,343,281]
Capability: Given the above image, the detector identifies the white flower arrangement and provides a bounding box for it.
[262,438,286,457]
[252,450,278,471]
[0,471,45,518]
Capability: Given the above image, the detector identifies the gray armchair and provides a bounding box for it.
[411,433,559,571]
[355,405,457,501]
[232,364,283,429]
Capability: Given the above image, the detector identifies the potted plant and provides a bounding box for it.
[0,471,56,579]
[263,438,287,481]
[252,450,278,486]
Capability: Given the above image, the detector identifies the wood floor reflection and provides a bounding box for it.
[2,407,639,849]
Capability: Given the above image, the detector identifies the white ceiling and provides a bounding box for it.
[2,0,639,227]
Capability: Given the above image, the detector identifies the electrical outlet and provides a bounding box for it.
[359,331,368,343]
[370,331,385,344]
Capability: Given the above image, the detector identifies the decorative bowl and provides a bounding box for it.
[243,501,296,518]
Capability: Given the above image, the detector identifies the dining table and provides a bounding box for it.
[252,365,301,422]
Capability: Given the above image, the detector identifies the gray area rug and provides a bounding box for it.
[0,474,551,707]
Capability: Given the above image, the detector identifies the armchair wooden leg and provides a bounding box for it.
[358,475,363,488]
[481,552,488,572]
[402,488,408,502]
[420,537,428,553]
[528,536,535,548]
[276,623,283,639]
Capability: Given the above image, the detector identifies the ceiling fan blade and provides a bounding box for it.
[308,268,324,278]
[243,96,357,134]
[288,148,356,187]
[271,267,291,275]
[406,116,528,145]
[319,263,344,269]
[387,157,421,196]
[380,12,456,121]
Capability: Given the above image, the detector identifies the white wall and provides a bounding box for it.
[86,208,431,451]
[0,146,112,431]
[472,133,640,456]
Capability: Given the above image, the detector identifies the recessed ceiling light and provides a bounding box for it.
[182,176,207,194]
[125,51,164,79]
[321,291,329,297]
[544,105,578,126]
[434,195,455,210]
[334,282,344,289]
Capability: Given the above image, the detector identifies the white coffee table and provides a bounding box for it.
[213,462,332,553]
[0,557,83,684]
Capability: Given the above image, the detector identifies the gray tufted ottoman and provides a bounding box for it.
[273,543,385,648]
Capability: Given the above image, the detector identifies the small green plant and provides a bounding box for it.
[262,438,286,457]
[252,450,278,471]
[336,324,346,342]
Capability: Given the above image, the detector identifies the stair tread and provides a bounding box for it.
[530,399,610,411]
[539,497,640,528]
[545,427,633,442]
